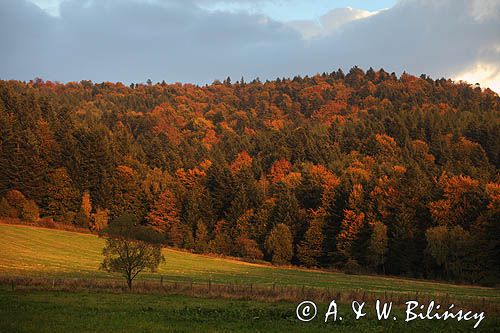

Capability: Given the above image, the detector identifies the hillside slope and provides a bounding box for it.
[1,73,499,284]
[0,223,498,301]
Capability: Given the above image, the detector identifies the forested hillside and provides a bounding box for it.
[0,67,498,284]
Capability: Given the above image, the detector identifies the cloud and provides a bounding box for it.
[1,0,303,83]
[470,0,500,21]
[455,63,500,93]
[320,7,376,33]
[312,0,500,90]
[289,7,378,39]
[1,0,499,93]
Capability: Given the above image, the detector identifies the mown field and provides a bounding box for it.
[1,223,499,332]
[0,223,498,300]
[1,289,499,333]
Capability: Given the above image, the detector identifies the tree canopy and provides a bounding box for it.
[0,68,499,284]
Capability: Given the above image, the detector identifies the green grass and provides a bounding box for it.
[1,289,498,332]
[1,223,498,301]
[1,223,499,332]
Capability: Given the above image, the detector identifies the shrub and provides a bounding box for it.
[235,236,264,260]
[194,221,209,253]
[4,190,27,218]
[0,197,16,218]
[39,217,56,229]
[20,200,39,222]
[74,209,90,228]
[91,209,109,231]
[265,224,293,265]
[344,258,362,275]
[62,211,77,225]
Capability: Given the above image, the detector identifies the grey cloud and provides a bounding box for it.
[289,0,499,89]
[1,0,499,92]
[1,0,303,83]
[313,0,500,80]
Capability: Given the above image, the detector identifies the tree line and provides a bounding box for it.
[0,67,498,285]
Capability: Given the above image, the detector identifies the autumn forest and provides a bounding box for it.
[1,67,499,285]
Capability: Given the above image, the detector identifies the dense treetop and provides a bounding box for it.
[0,67,498,284]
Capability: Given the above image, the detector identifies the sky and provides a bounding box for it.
[1,0,499,93]
[28,0,398,20]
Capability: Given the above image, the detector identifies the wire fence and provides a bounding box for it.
[1,275,497,314]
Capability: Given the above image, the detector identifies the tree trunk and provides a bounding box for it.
[127,277,132,290]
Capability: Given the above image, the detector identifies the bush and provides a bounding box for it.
[134,227,165,245]
[20,200,39,222]
[194,221,209,253]
[265,224,293,265]
[344,258,362,275]
[74,209,90,228]
[0,197,16,218]
[4,190,27,218]
[39,217,56,229]
[62,211,77,224]
[91,209,109,231]
[103,213,164,245]
[235,236,264,260]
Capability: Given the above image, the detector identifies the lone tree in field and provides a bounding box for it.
[100,237,164,290]
[100,214,164,290]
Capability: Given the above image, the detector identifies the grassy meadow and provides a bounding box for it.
[1,289,499,333]
[0,223,498,299]
[1,222,499,332]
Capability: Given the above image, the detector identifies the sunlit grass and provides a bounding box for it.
[0,223,498,301]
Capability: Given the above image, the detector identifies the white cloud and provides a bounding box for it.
[320,7,377,34]
[455,63,500,93]
[288,7,379,39]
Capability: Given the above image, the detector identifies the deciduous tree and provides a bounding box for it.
[265,223,293,265]
[100,237,164,290]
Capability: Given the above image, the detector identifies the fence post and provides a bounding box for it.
[160,275,163,287]
[11,279,15,291]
